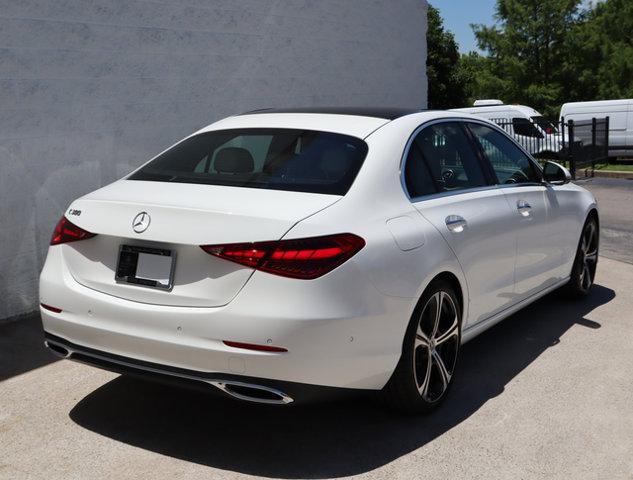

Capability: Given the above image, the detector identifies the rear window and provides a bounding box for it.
[128,129,369,195]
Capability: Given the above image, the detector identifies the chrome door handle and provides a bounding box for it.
[445,215,467,232]
[517,200,532,216]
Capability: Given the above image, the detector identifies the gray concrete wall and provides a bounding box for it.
[0,0,428,320]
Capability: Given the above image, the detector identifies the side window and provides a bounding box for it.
[468,123,541,185]
[409,122,488,195]
[512,117,543,138]
[404,142,437,198]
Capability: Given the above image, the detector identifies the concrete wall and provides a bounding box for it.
[0,0,428,320]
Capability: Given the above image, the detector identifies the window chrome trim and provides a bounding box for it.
[399,117,545,203]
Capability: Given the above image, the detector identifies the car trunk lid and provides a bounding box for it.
[61,180,340,307]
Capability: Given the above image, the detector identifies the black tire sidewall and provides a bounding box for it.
[569,216,599,296]
[384,279,462,413]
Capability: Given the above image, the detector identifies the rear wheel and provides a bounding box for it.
[383,280,461,414]
[566,215,599,297]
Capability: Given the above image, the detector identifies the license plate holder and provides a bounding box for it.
[115,245,175,291]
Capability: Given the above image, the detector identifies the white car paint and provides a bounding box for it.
[39,109,597,404]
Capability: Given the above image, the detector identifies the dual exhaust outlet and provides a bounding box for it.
[44,340,294,405]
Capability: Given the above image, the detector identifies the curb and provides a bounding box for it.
[591,169,633,180]
[593,170,633,180]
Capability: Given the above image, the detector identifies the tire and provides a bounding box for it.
[565,214,599,298]
[382,279,461,414]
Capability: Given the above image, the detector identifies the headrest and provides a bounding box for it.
[214,147,254,174]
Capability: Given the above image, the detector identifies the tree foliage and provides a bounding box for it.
[564,0,633,101]
[449,0,633,117]
[426,4,469,108]
[468,0,582,117]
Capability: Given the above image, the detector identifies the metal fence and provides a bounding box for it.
[489,116,610,179]
[567,118,610,178]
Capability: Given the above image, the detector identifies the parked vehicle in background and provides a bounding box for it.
[560,99,633,158]
[451,100,563,159]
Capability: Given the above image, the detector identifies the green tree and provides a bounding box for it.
[564,0,633,101]
[426,4,469,108]
[467,0,583,117]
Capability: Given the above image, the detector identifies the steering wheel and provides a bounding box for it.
[505,170,529,184]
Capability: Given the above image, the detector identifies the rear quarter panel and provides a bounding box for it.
[552,182,598,274]
[283,113,470,347]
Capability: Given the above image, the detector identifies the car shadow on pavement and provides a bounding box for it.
[69,284,614,479]
[0,313,56,381]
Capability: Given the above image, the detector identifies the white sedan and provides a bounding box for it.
[40,108,599,413]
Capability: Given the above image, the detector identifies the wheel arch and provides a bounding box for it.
[430,271,464,321]
[587,207,599,225]
[408,269,467,332]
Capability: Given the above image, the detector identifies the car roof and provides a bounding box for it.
[561,99,632,109]
[196,109,492,140]
[240,107,424,120]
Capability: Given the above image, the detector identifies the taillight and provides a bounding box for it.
[201,233,365,280]
[50,216,96,245]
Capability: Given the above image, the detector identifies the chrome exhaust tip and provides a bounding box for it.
[44,340,72,359]
[209,380,294,405]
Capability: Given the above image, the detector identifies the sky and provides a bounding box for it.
[431,0,601,53]
[430,0,497,53]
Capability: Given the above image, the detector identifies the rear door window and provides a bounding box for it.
[404,122,488,197]
[129,129,369,195]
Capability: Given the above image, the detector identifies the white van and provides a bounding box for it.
[452,100,563,158]
[559,99,633,157]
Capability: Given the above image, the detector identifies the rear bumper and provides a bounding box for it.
[40,245,415,392]
[44,332,364,404]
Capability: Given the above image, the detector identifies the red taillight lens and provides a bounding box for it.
[201,233,365,280]
[50,216,96,245]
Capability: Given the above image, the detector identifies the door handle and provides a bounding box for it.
[445,215,467,233]
[517,200,532,217]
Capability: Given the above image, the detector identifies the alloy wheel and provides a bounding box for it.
[578,220,599,292]
[413,291,460,402]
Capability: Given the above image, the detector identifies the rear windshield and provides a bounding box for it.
[128,129,369,195]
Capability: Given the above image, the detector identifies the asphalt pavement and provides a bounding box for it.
[1,177,632,480]
[1,256,632,480]
[578,177,633,264]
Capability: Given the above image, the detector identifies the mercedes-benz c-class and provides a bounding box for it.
[40,108,599,412]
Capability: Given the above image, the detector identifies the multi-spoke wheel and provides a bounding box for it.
[414,291,460,402]
[566,215,599,297]
[383,280,461,414]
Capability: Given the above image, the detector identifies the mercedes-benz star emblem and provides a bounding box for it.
[132,212,150,233]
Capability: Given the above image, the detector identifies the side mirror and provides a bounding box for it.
[543,161,571,185]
